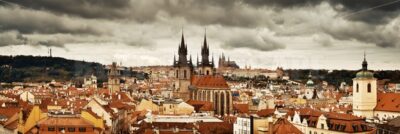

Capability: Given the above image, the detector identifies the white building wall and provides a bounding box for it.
[374,111,400,121]
[233,117,251,134]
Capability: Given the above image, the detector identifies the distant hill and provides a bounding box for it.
[286,69,400,86]
[0,55,108,83]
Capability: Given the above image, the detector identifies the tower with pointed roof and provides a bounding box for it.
[352,52,377,118]
[197,29,215,75]
[173,31,194,101]
[108,62,120,93]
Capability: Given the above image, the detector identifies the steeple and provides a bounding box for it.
[173,55,176,65]
[362,51,368,71]
[179,30,187,56]
[189,54,193,64]
[203,28,208,50]
[211,55,214,67]
[176,29,189,67]
[201,28,210,66]
[197,54,199,66]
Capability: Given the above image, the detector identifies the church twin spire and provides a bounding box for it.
[174,28,214,68]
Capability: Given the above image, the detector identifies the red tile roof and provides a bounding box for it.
[191,75,229,89]
[375,92,400,112]
[256,109,275,117]
[233,104,249,114]
[186,100,213,111]
[272,118,302,134]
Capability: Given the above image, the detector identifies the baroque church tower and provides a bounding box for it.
[173,31,194,100]
[352,53,377,118]
[197,30,215,75]
[108,62,120,93]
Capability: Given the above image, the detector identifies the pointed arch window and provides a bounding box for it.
[356,83,359,93]
[368,83,371,93]
[176,70,179,78]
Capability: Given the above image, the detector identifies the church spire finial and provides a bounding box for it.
[362,51,368,71]
[173,54,176,65]
[181,28,185,47]
[197,53,199,66]
[204,28,207,48]
[363,51,366,61]
[212,53,214,67]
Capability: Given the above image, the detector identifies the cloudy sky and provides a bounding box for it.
[0,0,399,70]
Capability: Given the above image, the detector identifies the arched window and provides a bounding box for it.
[356,84,359,93]
[367,83,371,93]
[176,70,179,78]
[206,70,210,75]
[184,70,187,79]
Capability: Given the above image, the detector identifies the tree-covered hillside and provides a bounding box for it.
[0,55,107,83]
[286,69,400,86]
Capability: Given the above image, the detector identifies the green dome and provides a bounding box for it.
[356,71,374,78]
[306,79,314,86]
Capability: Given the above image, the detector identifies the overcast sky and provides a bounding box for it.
[0,0,399,70]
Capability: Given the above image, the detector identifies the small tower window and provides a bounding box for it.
[356,83,359,93]
[184,70,187,79]
[367,83,371,93]
[176,70,178,78]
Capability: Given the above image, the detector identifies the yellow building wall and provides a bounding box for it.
[81,111,105,130]
[18,106,47,134]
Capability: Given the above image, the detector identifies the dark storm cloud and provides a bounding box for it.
[1,0,400,49]
[6,0,132,19]
[0,7,105,35]
[321,22,400,48]
[0,31,27,46]
[243,0,325,8]
[330,0,400,24]
[222,32,285,51]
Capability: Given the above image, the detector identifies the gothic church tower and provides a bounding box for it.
[173,31,194,100]
[197,30,214,75]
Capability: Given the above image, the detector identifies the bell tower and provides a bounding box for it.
[352,53,377,118]
[108,62,120,93]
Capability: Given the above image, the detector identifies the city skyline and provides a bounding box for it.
[1,0,400,70]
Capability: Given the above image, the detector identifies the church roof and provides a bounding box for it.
[191,75,229,89]
[375,92,400,112]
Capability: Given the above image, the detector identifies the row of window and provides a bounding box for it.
[176,70,188,79]
[356,83,372,93]
[47,127,87,132]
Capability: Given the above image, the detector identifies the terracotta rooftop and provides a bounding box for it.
[233,104,249,114]
[256,109,275,117]
[272,118,302,134]
[186,100,213,112]
[375,92,400,112]
[191,75,229,89]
